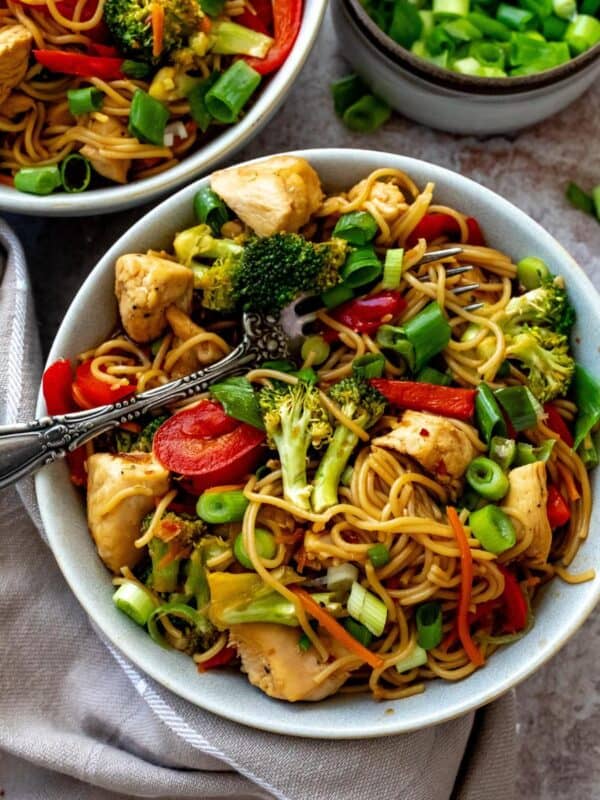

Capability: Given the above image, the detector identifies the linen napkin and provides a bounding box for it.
[0,218,518,800]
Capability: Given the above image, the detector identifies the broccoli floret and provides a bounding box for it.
[174,223,244,266]
[234,234,348,313]
[134,415,168,452]
[312,377,386,513]
[104,0,203,63]
[501,277,576,336]
[258,379,331,511]
[192,258,240,312]
[505,326,575,403]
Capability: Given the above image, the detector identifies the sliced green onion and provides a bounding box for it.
[514,439,555,466]
[331,73,368,116]
[470,40,505,68]
[60,154,91,193]
[121,59,152,79]
[433,0,470,19]
[147,602,205,649]
[321,283,354,309]
[581,0,600,14]
[14,165,61,196]
[403,302,451,372]
[566,182,594,215]
[298,631,312,651]
[416,601,443,649]
[517,256,551,289]
[352,352,386,379]
[467,12,512,39]
[210,376,264,430]
[469,504,517,554]
[466,456,510,500]
[475,383,507,443]
[113,582,155,626]
[496,360,511,379]
[565,14,600,55]
[395,643,428,673]
[327,563,359,593]
[197,489,249,524]
[389,0,424,48]
[342,94,391,134]
[443,18,483,41]
[67,86,103,115]
[129,90,169,146]
[521,0,553,19]
[509,35,570,69]
[205,60,261,124]
[376,326,416,370]
[210,20,273,57]
[489,436,516,470]
[347,581,388,636]
[552,0,576,18]
[332,211,378,245]
[340,246,383,288]
[367,543,390,568]
[416,366,451,386]
[593,185,600,220]
[301,335,330,366]
[496,3,534,29]
[419,9,435,34]
[542,14,569,39]
[461,487,486,512]
[426,25,456,54]
[382,248,404,289]
[234,528,277,570]
[494,385,541,431]
[187,73,219,132]
[194,186,229,236]
[344,617,374,647]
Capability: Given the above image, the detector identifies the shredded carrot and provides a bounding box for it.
[556,462,580,502]
[202,483,245,494]
[291,587,384,670]
[447,506,484,667]
[151,2,165,58]
[200,14,212,33]
[120,421,142,434]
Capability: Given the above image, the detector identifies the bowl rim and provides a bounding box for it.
[0,0,327,218]
[343,0,600,95]
[35,147,600,738]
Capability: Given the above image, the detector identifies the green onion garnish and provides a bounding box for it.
[67,86,104,115]
[129,89,169,146]
[416,601,443,649]
[593,185,600,220]
[496,3,534,30]
[332,211,379,246]
[469,504,517,554]
[197,489,249,524]
[395,643,428,673]
[210,20,273,57]
[433,0,470,19]
[466,456,510,501]
[513,439,555,466]
[121,59,152,79]
[205,60,261,124]
[187,73,219,132]
[566,182,594,215]
[389,0,424,48]
[342,94,391,134]
[194,186,229,235]
[147,602,204,648]
[113,581,155,626]
[402,301,451,372]
[14,165,62,196]
[416,366,452,386]
[326,563,359,593]
[331,73,368,116]
[565,14,600,55]
[475,383,507,443]
[298,632,312,652]
[367,543,390,568]
[352,352,386,379]
[381,248,404,289]
[347,581,388,636]
[488,436,516,471]
[60,153,91,193]
[344,617,374,648]
[233,528,277,570]
[340,246,383,288]
[494,385,541,431]
[321,283,354,309]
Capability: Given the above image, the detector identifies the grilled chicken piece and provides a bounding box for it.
[0,25,32,106]
[80,116,131,184]
[229,623,352,702]
[372,411,478,494]
[210,156,324,237]
[87,453,170,573]
[501,461,552,564]
[165,305,228,378]
[115,252,193,343]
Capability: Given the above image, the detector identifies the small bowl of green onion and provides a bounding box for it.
[331,0,600,135]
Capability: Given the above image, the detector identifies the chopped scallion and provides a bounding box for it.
[367,543,390,568]
[14,165,61,196]
[340,246,383,288]
[129,90,169,146]
[194,186,229,236]
[331,73,368,116]
[113,581,155,626]
[60,154,91,193]
[333,211,379,245]
[416,601,443,649]
[395,643,428,673]
[205,60,261,124]
[382,248,404,289]
[352,352,386,379]
[347,581,388,636]
[342,94,391,133]
[67,86,104,115]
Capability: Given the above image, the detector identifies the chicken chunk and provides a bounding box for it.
[165,305,228,378]
[80,116,131,184]
[0,25,32,106]
[372,411,478,494]
[87,453,170,573]
[501,462,552,564]
[229,623,352,702]
[115,252,193,343]
[210,156,324,237]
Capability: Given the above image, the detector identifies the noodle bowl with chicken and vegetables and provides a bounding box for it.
[42,155,599,703]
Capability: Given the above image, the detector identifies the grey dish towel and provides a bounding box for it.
[0,218,517,800]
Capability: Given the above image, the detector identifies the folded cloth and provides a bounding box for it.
[0,219,517,800]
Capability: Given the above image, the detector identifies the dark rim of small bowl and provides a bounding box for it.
[344,0,600,95]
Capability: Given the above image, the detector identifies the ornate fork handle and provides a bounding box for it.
[0,311,289,490]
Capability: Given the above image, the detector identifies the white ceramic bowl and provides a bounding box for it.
[0,1,326,218]
[35,148,600,738]
[331,0,600,136]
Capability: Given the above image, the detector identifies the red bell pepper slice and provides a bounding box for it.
[236,0,274,35]
[73,360,135,408]
[153,400,265,493]
[197,645,236,672]
[465,217,486,246]
[33,50,124,80]
[244,0,302,75]
[88,42,120,58]
[497,565,528,634]
[42,359,87,486]
[406,213,486,248]
[325,290,406,340]
[543,403,574,448]
[547,483,571,529]
[371,379,476,421]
